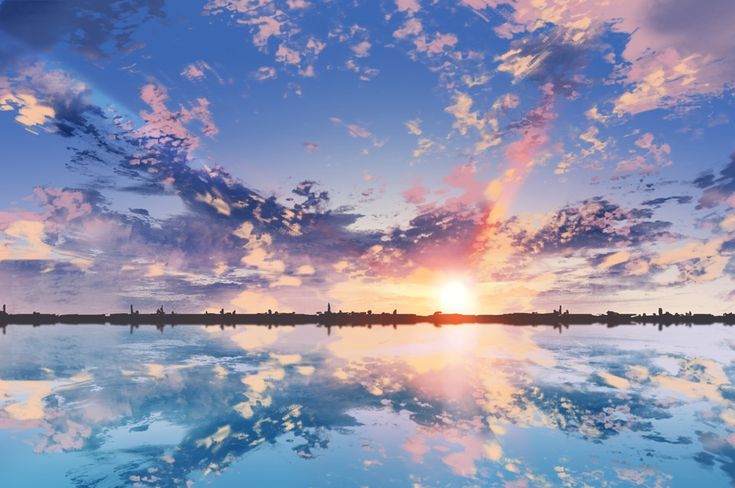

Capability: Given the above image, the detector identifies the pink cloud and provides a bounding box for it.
[482,86,556,225]
[505,127,549,168]
[181,61,208,80]
[33,188,92,222]
[415,32,458,55]
[329,117,372,139]
[393,17,458,57]
[181,64,204,80]
[393,18,423,40]
[461,0,499,9]
[204,2,326,79]
[635,132,671,165]
[402,179,429,205]
[478,0,735,114]
[402,424,492,478]
[243,14,284,47]
[0,64,90,131]
[616,155,657,175]
[276,43,301,65]
[0,210,43,231]
[136,83,218,157]
[253,66,277,81]
[396,0,420,15]
[616,133,671,175]
[442,162,485,209]
[287,0,310,8]
[351,40,372,58]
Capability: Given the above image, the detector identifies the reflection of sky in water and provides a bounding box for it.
[1,324,734,487]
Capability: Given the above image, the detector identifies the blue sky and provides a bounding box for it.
[1,0,735,313]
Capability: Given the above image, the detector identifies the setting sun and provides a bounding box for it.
[439,280,474,313]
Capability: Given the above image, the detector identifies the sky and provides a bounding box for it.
[0,0,734,314]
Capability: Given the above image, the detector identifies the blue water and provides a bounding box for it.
[0,323,733,487]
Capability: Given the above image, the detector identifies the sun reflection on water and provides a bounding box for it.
[0,323,733,487]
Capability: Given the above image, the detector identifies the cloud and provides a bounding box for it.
[351,40,371,58]
[445,92,501,154]
[204,1,326,78]
[446,92,485,135]
[615,133,671,176]
[0,63,97,137]
[402,180,429,205]
[253,66,277,81]
[7,63,678,311]
[329,117,385,147]
[329,116,373,139]
[416,32,458,55]
[0,91,54,128]
[412,137,444,158]
[651,236,730,283]
[635,133,671,165]
[475,0,735,114]
[393,17,458,57]
[641,196,692,208]
[135,82,218,159]
[181,61,223,83]
[611,0,735,114]
[492,93,520,112]
[0,0,164,64]
[287,0,310,8]
[276,43,301,65]
[33,187,95,223]
[0,66,385,311]
[396,0,420,15]
[488,198,674,278]
[345,58,380,81]
[3,49,734,315]
[695,154,735,209]
[598,251,632,271]
[303,141,319,152]
[0,220,55,261]
[181,63,206,80]
[393,18,423,40]
[405,118,422,136]
[579,126,607,156]
[232,10,284,48]
[585,105,611,123]
[494,32,591,100]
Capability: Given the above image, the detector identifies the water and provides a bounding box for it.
[0,323,733,487]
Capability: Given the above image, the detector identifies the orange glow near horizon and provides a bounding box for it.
[438,280,475,313]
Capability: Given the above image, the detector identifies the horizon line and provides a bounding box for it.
[2,304,735,329]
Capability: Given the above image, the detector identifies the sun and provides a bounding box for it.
[438,280,474,313]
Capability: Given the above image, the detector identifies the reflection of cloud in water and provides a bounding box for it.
[327,325,556,373]
[217,325,290,350]
[651,357,730,403]
[0,371,91,422]
[0,324,733,486]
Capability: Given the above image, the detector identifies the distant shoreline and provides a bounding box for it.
[2,307,734,329]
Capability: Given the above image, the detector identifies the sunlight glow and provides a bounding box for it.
[439,280,474,313]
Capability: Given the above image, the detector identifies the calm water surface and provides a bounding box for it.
[1,323,734,487]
